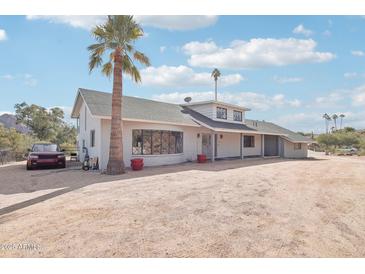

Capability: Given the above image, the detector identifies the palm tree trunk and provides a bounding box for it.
[106,49,125,175]
[214,79,217,101]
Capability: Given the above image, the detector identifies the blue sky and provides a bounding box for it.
[0,15,365,133]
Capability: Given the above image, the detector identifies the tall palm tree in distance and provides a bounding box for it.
[339,114,345,129]
[88,16,150,175]
[211,68,221,101]
[332,114,338,131]
[322,113,331,134]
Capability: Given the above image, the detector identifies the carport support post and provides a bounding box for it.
[211,132,215,162]
[261,134,265,157]
[240,133,243,160]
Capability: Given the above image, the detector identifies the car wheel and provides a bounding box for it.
[26,165,32,170]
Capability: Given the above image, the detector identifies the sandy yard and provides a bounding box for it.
[0,152,364,258]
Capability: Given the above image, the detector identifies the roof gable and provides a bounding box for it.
[72,88,199,127]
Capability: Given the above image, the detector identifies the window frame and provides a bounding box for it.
[233,110,243,122]
[216,107,227,120]
[90,130,95,147]
[294,143,302,150]
[244,135,255,148]
[132,129,183,155]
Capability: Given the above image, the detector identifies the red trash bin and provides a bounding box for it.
[197,154,207,163]
[131,158,144,170]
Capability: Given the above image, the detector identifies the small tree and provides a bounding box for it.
[317,133,339,155]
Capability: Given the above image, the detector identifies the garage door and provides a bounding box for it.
[264,135,279,156]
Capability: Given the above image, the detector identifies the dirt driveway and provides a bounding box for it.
[0,152,364,257]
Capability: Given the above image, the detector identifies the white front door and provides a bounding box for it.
[202,133,212,158]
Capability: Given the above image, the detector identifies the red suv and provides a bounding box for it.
[27,143,66,170]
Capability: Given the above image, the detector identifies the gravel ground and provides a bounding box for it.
[0,152,364,257]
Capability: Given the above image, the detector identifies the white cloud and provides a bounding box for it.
[26,15,106,30]
[274,112,324,132]
[292,24,313,37]
[134,15,218,31]
[152,91,301,111]
[344,72,359,79]
[315,92,344,107]
[351,85,365,106]
[182,41,218,55]
[183,38,335,69]
[351,50,365,57]
[343,72,365,79]
[322,30,331,37]
[159,46,166,53]
[0,73,37,87]
[24,74,37,87]
[140,65,244,87]
[288,99,302,107]
[1,74,14,80]
[313,84,365,108]
[275,110,365,133]
[273,76,303,84]
[26,15,218,31]
[0,28,7,41]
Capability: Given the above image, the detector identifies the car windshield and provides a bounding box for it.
[32,144,60,152]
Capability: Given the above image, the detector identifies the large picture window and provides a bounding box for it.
[216,107,227,119]
[132,130,183,155]
[244,136,255,148]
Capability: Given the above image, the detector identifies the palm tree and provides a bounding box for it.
[211,68,221,101]
[322,113,331,134]
[88,16,150,175]
[332,114,338,131]
[339,114,345,129]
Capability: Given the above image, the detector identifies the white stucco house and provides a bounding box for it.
[71,88,312,171]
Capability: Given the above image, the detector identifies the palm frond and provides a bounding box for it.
[122,56,141,82]
[133,51,150,66]
[87,15,150,81]
[102,62,113,77]
[89,55,103,73]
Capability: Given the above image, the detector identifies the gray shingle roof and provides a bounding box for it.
[75,88,312,143]
[244,119,313,143]
[182,107,312,143]
[78,88,199,127]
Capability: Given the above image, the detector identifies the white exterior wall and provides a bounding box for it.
[77,101,101,162]
[216,132,240,158]
[188,104,215,120]
[242,133,262,157]
[187,103,246,124]
[212,103,246,124]
[283,139,308,158]
[99,120,203,170]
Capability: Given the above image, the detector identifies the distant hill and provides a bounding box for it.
[0,113,30,133]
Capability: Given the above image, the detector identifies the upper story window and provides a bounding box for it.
[233,110,242,122]
[216,107,227,120]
